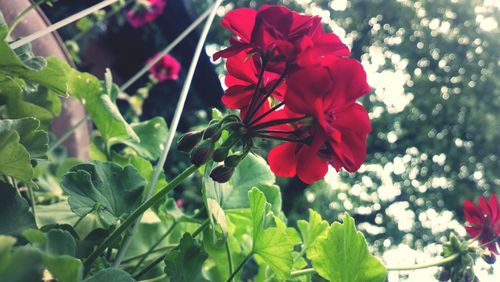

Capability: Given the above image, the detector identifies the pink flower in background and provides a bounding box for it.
[147,53,181,82]
[126,0,167,28]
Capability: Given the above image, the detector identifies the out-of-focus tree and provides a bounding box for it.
[195,0,500,257]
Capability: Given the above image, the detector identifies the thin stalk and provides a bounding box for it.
[246,69,287,125]
[226,253,252,282]
[248,101,284,127]
[47,117,88,154]
[243,59,267,124]
[9,0,119,50]
[133,255,165,280]
[249,116,307,131]
[225,240,234,281]
[7,0,46,39]
[386,253,460,271]
[290,268,316,277]
[252,133,305,143]
[133,219,210,280]
[72,213,86,229]
[83,165,197,273]
[112,0,225,267]
[27,183,38,226]
[131,222,178,274]
[71,0,134,42]
[119,3,216,91]
[254,129,297,135]
[122,245,176,264]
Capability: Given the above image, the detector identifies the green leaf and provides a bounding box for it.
[202,154,281,213]
[0,235,17,271]
[43,255,83,282]
[0,181,36,235]
[0,129,33,182]
[0,118,48,158]
[67,71,139,144]
[119,117,168,160]
[0,36,71,95]
[82,268,134,282]
[308,214,387,282]
[44,229,77,256]
[297,209,329,255]
[249,188,294,280]
[0,246,44,281]
[249,188,267,240]
[61,162,146,225]
[164,233,209,282]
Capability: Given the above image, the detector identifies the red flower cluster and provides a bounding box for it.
[126,0,167,28]
[215,5,372,184]
[464,194,500,254]
[147,53,181,82]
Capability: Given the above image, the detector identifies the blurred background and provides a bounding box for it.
[33,0,500,280]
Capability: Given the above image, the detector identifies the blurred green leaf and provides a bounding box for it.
[0,129,33,182]
[83,268,134,282]
[164,233,209,282]
[0,118,48,158]
[61,162,146,225]
[0,181,36,236]
[67,71,138,144]
[119,117,168,160]
[309,214,386,282]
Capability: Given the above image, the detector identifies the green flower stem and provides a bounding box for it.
[225,240,234,281]
[6,0,46,39]
[83,164,197,273]
[290,268,316,277]
[122,245,176,264]
[27,183,37,226]
[133,219,210,280]
[72,213,86,229]
[290,253,461,278]
[386,253,460,271]
[131,222,178,274]
[226,252,253,282]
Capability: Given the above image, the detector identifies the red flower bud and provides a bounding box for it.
[210,165,235,183]
[212,146,230,162]
[224,155,242,168]
[177,131,202,152]
[190,139,215,167]
[203,123,222,141]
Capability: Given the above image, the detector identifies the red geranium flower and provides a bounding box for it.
[147,53,181,82]
[464,194,500,254]
[283,56,371,177]
[213,5,349,72]
[126,0,167,28]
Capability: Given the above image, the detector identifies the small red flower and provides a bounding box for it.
[213,5,348,72]
[147,53,181,82]
[464,194,500,254]
[126,0,167,28]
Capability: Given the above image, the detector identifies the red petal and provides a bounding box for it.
[286,65,332,115]
[488,194,499,221]
[213,39,251,61]
[296,144,328,184]
[463,200,484,225]
[222,86,254,109]
[221,8,256,42]
[327,104,371,172]
[225,52,259,85]
[324,58,371,110]
[268,142,298,178]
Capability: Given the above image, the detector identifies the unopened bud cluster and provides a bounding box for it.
[177,115,250,183]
